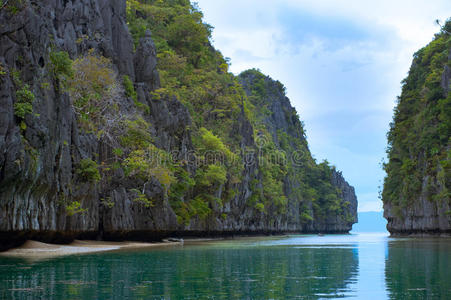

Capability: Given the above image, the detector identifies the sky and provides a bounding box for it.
[196,0,451,212]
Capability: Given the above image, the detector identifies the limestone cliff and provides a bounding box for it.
[383,21,451,235]
[0,0,357,250]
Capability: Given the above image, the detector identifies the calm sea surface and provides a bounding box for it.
[1,233,451,299]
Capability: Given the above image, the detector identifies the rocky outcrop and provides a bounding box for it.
[328,170,358,230]
[134,30,160,90]
[382,24,451,236]
[238,70,357,232]
[384,195,451,236]
[384,162,451,235]
[0,0,357,250]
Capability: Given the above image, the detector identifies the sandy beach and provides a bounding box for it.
[0,240,182,259]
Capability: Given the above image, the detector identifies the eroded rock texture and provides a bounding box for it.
[0,0,357,250]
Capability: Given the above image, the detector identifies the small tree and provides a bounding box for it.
[435,19,451,35]
[68,50,125,145]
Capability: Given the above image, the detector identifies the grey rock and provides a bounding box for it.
[134,30,160,89]
[384,174,451,235]
[0,0,357,250]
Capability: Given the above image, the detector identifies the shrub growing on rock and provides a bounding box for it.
[68,51,122,132]
[14,84,34,119]
[76,158,101,183]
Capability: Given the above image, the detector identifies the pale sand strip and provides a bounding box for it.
[0,240,182,259]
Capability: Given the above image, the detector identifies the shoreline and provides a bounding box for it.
[0,235,283,259]
[0,239,183,259]
[0,235,292,259]
[0,232,358,259]
[0,230,352,252]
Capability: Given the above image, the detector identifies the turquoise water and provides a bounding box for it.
[1,233,451,299]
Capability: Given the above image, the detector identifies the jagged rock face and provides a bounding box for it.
[0,0,185,247]
[0,1,108,236]
[134,30,160,89]
[0,0,357,249]
[384,157,451,235]
[384,191,451,235]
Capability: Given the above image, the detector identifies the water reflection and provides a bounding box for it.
[0,237,359,299]
[5,235,451,299]
[385,238,451,299]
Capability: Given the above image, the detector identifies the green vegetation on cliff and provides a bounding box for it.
[124,0,352,225]
[383,20,451,213]
[239,69,350,222]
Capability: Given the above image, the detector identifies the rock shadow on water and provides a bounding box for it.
[385,238,451,299]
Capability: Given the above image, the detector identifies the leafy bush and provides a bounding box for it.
[169,168,195,224]
[16,84,35,102]
[197,128,232,158]
[49,50,73,79]
[68,51,121,130]
[190,195,211,219]
[196,164,227,187]
[120,118,153,149]
[124,145,175,190]
[14,102,33,119]
[130,189,154,207]
[76,158,101,182]
[300,212,314,223]
[66,201,88,216]
[170,169,195,195]
[166,13,212,67]
[0,63,7,76]
[122,75,137,101]
[14,84,34,119]
[254,202,265,213]
[157,50,188,89]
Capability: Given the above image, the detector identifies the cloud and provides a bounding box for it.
[358,196,383,212]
